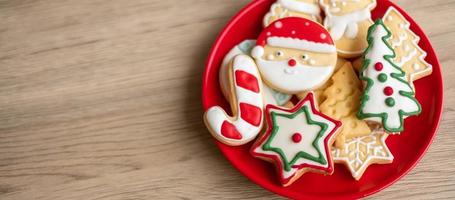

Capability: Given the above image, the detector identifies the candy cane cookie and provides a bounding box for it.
[204,55,264,146]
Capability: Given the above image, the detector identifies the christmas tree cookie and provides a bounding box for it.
[320,61,371,148]
[382,7,432,85]
[358,19,421,133]
[251,93,341,186]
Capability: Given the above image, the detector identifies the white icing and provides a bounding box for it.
[413,63,420,70]
[323,8,371,40]
[220,40,256,99]
[275,21,283,28]
[267,37,336,53]
[320,33,327,39]
[403,44,410,52]
[309,59,316,65]
[256,57,334,93]
[278,0,321,15]
[205,55,264,145]
[251,46,265,58]
[263,1,321,27]
[332,132,393,179]
[361,23,420,130]
[253,99,336,179]
[220,40,291,107]
[396,48,417,66]
[382,7,433,84]
[302,54,309,61]
[391,33,408,48]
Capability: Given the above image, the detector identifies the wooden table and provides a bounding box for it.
[0,0,453,199]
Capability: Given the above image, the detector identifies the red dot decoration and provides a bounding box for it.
[374,62,383,71]
[292,133,302,143]
[288,59,297,67]
[384,86,394,96]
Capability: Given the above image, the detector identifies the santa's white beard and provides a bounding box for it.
[255,58,334,93]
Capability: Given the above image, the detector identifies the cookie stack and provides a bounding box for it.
[204,0,432,186]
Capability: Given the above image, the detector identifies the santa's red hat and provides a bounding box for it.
[251,17,336,58]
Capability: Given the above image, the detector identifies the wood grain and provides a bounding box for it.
[0,0,453,199]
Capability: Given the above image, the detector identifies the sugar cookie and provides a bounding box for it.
[251,17,337,94]
[320,61,371,148]
[332,131,393,180]
[320,0,376,58]
[220,39,292,106]
[263,0,322,27]
[382,7,432,85]
[358,20,421,133]
[296,58,348,105]
[204,55,264,146]
[251,93,341,186]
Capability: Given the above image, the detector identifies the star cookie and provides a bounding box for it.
[251,93,341,186]
[332,131,394,180]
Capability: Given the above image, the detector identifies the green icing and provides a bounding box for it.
[357,19,422,132]
[238,40,256,54]
[385,97,395,107]
[270,89,291,106]
[262,105,328,172]
[377,73,388,82]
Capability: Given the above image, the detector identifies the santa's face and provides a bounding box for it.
[255,45,337,94]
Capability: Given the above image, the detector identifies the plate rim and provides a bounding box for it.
[201,0,444,199]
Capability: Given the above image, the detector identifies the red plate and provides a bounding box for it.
[201,0,443,199]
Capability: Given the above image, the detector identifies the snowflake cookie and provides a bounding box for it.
[332,131,393,180]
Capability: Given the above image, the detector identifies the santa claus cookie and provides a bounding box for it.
[204,55,264,146]
[320,0,376,58]
[251,17,338,94]
[358,20,421,133]
[251,93,341,186]
[220,39,292,106]
[263,0,322,27]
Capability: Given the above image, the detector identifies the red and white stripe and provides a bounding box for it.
[204,55,264,146]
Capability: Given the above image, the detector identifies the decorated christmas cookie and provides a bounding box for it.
[358,19,421,133]
[382,7,432,86]
[204,55,264,146]
[296,58,348,105]
[320,0,376,58]
[251,17,338,94]
[263,0,322,27]
[220,39,292,106]
[251,93,341,186]
[332,131,393,180]
[320,61,371,148]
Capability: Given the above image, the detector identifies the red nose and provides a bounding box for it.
[288,59,297,67]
